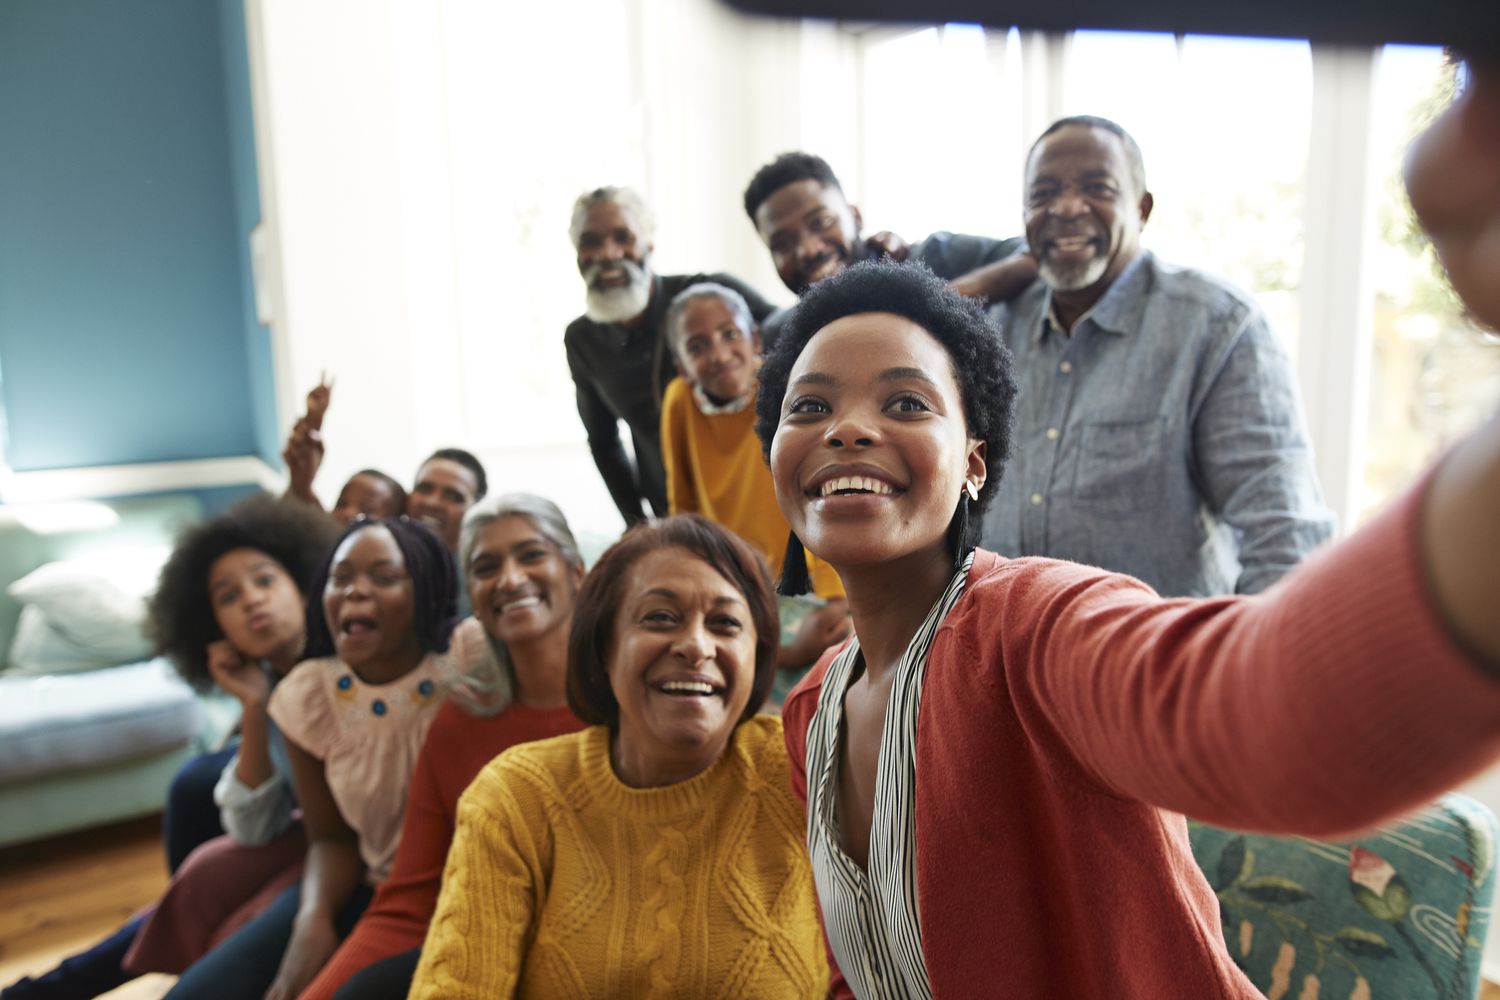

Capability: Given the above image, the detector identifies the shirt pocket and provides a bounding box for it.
[1072,416,1170,512]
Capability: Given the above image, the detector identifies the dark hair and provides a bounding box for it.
[754,258,1017,530]
[1033,115,1147,194]
[302,517,459,660]
[566,515,780,729]
[743,151,844,221]
[347,468,408,517]
[418,447,488,501]
[149,493,340,690]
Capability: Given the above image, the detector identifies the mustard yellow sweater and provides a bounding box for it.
[409,716,829,999]
[660,376,844,599]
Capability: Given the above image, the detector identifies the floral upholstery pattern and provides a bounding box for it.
[1189,794,1497,1000]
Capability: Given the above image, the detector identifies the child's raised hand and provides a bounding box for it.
[304,372,334,432]
[206,639,271,708]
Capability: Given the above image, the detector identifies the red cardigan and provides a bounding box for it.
[783,481,1500,999]
[299,698,585,1000]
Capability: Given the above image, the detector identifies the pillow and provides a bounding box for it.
[5,605,145,675]
[5,546,169,674]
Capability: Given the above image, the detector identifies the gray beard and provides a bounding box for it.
[585,283,651,323]
[583,259,652,323]
[1039,254,1109,293]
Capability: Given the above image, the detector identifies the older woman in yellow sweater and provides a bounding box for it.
[408,514,829,998]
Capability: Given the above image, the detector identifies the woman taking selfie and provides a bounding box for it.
[755,252,1500,998]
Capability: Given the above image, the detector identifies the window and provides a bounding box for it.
[1064,31,1312,358]
[1359,46,1500,521]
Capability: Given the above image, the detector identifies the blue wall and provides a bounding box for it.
[0,0,275,473]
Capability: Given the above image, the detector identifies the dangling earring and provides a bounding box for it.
[948,481,980,570]
[778,531,813,596]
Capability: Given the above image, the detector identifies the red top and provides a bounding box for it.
[299,698,585,1000]
[783,480,1500,999]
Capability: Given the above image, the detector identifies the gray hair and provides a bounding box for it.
[450,493,584,717]
[1031,115,1148,195]
[568,186,654,248]
[663,282,756,356]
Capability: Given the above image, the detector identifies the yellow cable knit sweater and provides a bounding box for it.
[409,715,828,999]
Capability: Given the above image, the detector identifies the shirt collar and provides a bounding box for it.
[691,381,753,414]
[1035,250,1155,343]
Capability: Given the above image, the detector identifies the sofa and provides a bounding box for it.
[0,495,235,848]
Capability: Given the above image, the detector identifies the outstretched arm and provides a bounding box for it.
[1408,57,1500,666]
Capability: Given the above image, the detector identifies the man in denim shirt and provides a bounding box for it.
[981,116,1334,596]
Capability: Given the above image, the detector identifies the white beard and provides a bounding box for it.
[583,259,652,323]
[1039,253,1109,293]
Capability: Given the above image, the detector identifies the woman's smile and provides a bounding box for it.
[770,311,985,571]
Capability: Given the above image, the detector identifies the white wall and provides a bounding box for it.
[245,0,855,537]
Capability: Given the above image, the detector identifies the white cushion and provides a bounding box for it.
[4,546,169,673]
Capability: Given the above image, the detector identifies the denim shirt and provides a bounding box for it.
[980,251,1334,597]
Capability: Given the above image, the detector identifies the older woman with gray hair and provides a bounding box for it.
[296,494,590,1000]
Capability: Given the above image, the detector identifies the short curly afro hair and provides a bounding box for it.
[753,259,1018,525]
[148,493,339,690]
[742,151,843,222]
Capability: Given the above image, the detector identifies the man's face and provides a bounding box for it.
[1024,125,1152,296]
[407,458,479,552]
[753,179,862,295]
[576,200,653,323]
[672,296,762,405]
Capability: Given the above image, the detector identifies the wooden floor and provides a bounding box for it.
[4,816,1500,1000]
[0,816,175,999]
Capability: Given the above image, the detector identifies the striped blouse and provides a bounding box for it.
[803,553,974,998]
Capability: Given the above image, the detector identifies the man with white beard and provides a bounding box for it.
[564,187,775,526]
[981,116,1334,597]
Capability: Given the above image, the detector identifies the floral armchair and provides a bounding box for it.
[1189,794,1497,1000]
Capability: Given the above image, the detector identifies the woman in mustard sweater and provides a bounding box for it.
[408,515,828,998]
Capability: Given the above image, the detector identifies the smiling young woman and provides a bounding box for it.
[408,515,829,999]
[753,257,1500,999]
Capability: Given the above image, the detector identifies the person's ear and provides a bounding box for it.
[750,325,763,356]
[966,438,988,495]
[1139,192,1154,226]
[850,203,864,236]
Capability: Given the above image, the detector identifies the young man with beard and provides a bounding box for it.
[743,152,1039,343]
[565,187,776,527]
[980,116,1333,597]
